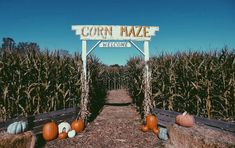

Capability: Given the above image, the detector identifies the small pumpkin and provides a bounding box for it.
[146,114,158,130]
[58,132,68,140]
[58,122,71,133]
[153,127,159,134]
[7,121,27,134]
[68,130,76,138]
[42,121,58,141]
[71,119,84,133]
[141,115,159,133]
[175,111,194,127]
[141,125,148,132]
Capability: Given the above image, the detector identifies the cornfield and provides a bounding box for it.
[86,56,107,122]
[127,48,235,121]
[101,65,128,90]
[0,49,106,121]
[126,57,145,115]
[1,45,234,122]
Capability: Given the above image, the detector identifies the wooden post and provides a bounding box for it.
[82,40,87,83]
[80,40,89,120]
[143,41,153,117]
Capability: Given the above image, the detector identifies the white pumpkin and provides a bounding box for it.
[7,121,27,134]
[58,122,71,133]
[68,130,76,138]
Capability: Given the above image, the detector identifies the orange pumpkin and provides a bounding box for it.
[153,127,159,134]
[58,132,68,140]
[71,119,84,133]
[42,121,58,141]
[141,125,149,132]
[175,111,194,127]
[146,115,158,130]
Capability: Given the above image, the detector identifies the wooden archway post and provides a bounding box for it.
[143,41,154,117]
[80,40,89,120]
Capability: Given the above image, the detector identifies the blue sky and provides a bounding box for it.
[0,0,234,65]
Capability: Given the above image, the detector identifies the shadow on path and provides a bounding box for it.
[105,102,132,106]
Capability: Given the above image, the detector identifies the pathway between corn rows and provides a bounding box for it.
[45,89,164,148]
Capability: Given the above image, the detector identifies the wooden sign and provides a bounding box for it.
[99,41,131,48]
[72,25,159,41]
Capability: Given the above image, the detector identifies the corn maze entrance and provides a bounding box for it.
[72,25,159,119]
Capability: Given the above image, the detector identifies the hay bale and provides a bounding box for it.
[0,131,35,148]
[165,124,235,148]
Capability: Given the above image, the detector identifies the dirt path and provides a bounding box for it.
[45,89,163,148]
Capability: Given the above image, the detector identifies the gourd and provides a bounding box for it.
[58,132,68,140]
[141,114,159,134]
[42,121,58,141]
[68,130,76,138]
[71,119,84,133]
[141,125,148,132]
[7,121,27,134]
[175,111,194,127]
[58,122,71,133]
[152,127,159,134]
[146,115,158,130]
[58,128,68,140]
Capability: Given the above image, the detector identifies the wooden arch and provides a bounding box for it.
[72,25,159,119]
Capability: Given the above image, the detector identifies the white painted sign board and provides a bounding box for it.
[72,25,159,41]
[99,41,131,48]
